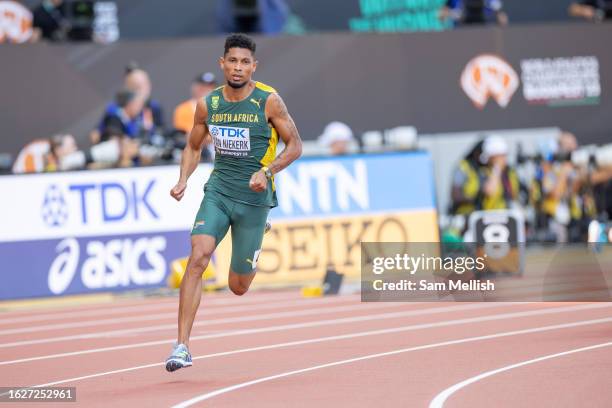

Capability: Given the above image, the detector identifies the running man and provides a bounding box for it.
[165,33,302,372]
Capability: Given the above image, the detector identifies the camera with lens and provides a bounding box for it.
[138,128,187,164]
[518,143,612,169]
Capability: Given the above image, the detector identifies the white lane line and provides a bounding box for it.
[29,310,612,390]
[10,303,609,375]
[171,317,612,407]
[429,341,612,408]
[0,300,181,326]
[0,301,407,348]
[0,295,361,336]
[0,291,305,325]
[0,303,503,366]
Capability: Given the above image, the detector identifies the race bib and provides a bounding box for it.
[210,125,251,157]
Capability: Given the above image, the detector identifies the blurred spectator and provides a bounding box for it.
[591,173,612,222]
[90,64,164,145]
[98,89,146,139]
[450,139,483,216]
[31,0,70,41]
[11,136,74,173]
[124,66,165,136]
[569,0,612,21]
[216,0,289,34]
[317,121,355,155]
[478,135,519,210]
[560,132,601,241]
[12,133,121,173]
[45,134,78,171]
[12,139,52,173]
[531,135,580,242]
[575,134,612,224]
[173,72,217,134]
[441,0,508,26]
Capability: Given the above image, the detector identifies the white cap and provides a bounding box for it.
[318,121,354,147]
[480,135,508,163]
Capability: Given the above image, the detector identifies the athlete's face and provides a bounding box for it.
[220,48,257,89]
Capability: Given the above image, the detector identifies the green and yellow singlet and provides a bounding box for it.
[204,81,279,207]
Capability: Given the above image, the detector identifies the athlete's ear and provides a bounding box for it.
[252,59,258,73]
[218,56,224,69]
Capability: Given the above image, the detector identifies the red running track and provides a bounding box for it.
[0,290,610,407]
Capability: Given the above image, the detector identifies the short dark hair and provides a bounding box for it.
[224,33,256,55]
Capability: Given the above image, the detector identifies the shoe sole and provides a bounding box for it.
[165,359,193,372]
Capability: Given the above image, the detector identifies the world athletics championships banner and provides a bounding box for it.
[0,151,438,300]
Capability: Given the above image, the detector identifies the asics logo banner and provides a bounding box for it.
[47,236,167,295]
[460,54,519,109]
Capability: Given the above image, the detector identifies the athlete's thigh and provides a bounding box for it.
[191,190,231,246]
[229,203,270,274]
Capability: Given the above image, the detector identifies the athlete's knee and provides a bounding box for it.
[229,282,249,296]
[187,245,213,277]
[228,270,254,296]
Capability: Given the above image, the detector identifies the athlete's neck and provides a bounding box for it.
[223,80,256,102]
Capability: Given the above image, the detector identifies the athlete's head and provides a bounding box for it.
[220,33,257,89]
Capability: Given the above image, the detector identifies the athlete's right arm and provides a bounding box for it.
[170,99,208,201]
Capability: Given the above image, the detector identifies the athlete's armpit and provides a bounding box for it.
[265,93,302,174]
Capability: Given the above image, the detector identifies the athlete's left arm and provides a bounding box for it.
[266,93,302,173]
[249,93,302,192]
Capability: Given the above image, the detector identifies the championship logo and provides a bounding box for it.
[0,1,34,43]
[460,54,519,109]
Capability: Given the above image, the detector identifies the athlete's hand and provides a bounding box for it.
[249,170,268,192]
[170,181,187,201]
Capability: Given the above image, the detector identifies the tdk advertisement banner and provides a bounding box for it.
[0,165,211,300]
[0,152,438,300]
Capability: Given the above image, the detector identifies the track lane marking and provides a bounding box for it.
[16,304,611,390]
[0,295,363,336]
[0,301,411,348]
[0,303,503,365]
[171,317,612,407]
[429,341,612,408]
[0,291,306,325]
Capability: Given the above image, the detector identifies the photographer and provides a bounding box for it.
[450,139,483,216]
[532,134,582,242]
[573,140,612,232]
[477,135,520,211]
[527,132,612,242]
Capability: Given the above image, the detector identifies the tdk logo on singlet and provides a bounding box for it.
[210,125,248,138]
[210,125,251,157]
